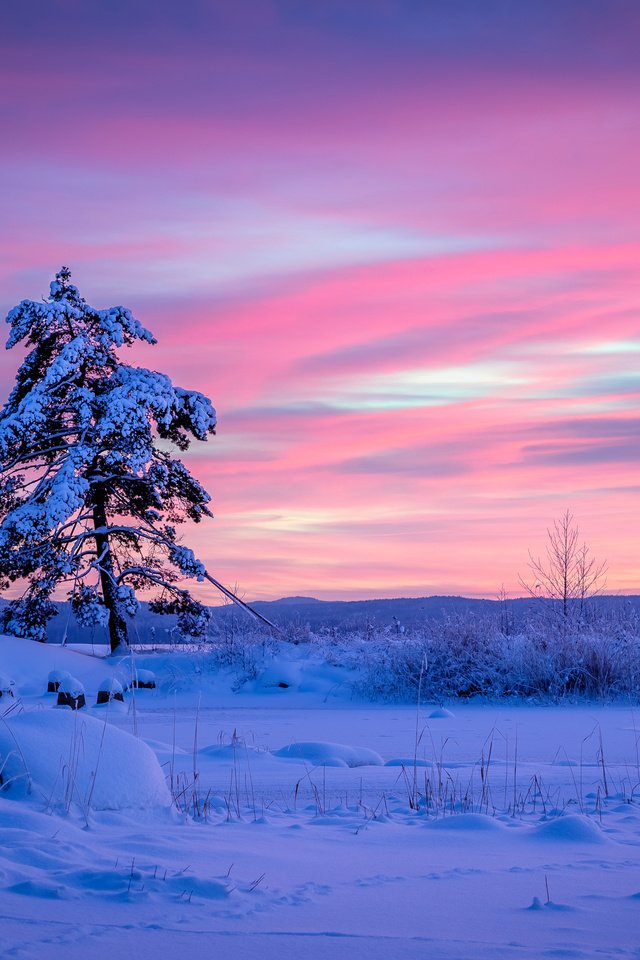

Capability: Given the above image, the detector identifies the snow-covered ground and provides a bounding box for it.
[1,636,640,959]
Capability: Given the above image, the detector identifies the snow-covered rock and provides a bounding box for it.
[131,669,156,689]
[96,677,125,704]
[56,676,86,709]
[47,669,72,692]
[58,676,84,697]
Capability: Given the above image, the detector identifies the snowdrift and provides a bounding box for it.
[0,710,171,811]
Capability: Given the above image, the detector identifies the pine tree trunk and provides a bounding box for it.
[92,488,129,652]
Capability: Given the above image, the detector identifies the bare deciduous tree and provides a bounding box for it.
[519,510,607,619]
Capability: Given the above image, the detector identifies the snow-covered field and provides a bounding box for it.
[1,636,639,959]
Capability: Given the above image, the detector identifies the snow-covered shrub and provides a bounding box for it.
[205,613,279,683]
[309,606,640,702]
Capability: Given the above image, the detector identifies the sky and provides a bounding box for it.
[0,0,638,601]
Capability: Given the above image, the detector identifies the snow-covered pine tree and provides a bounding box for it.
[0,268,217,651]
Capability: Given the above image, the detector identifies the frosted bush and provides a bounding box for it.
[308,607,640,702]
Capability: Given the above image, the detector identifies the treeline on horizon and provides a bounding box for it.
[25,591,640,644]
[5,593,637,703]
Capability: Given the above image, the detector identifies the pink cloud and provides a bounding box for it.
[1,4,638,600]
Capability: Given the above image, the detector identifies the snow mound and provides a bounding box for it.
[531,815,609,844]
[426,814,508,833]
[0,710,171,811]
[200,743,274,763]
[257,661,303,689]
[0,635,111,697]
[242,650,351,698]
[429,707,454,719]
[273,741,383,767]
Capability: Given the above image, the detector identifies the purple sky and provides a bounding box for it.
[1,1,639,600]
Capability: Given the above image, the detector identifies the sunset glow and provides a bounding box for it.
[1,2,638,600]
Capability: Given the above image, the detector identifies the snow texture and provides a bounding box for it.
[0,635,639,960]
[273,741,384,767]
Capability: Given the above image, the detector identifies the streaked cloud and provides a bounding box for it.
[0,1,638,599]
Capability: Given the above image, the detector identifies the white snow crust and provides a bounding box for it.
[0,635,639,960]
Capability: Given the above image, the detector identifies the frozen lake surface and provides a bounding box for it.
[1,637,639,959]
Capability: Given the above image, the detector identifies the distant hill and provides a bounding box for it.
[247,594,640,630]
[269,596,323,605]
[249,594,498,629]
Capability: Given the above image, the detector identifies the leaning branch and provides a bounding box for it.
[201,570,282,635]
